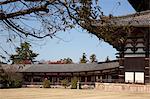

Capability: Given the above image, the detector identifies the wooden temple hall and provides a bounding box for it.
[1,61,120,85]
[15,61,119,85]
[114,0,150,84]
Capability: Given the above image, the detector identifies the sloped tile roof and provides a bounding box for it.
[94,10,150,27]
[111,10,150,27]
[17,62,119,73]
[1,64,32,72]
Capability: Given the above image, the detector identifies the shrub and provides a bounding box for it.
[1,66,23,88]
[61,79,69,88]
[71,77,78,89]
[43,78,50,88]
[9,80,22,88]
[0,80,8,88]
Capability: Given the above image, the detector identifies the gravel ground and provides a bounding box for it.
[0,88,150,99]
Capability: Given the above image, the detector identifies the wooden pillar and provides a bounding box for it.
[57,73,59,84]
[100,75,103,82]
[106,74,108,82]
[145,58,150,83]
[85,76,87,84]
[118,57,125,83]
[85,72,87,84]
[51,77,54,84]
[71,72,73,82]
[96,76,99,82]
[31,73,34,85]
[44,73,47,79]
[91,76,95,82]
[91,76,94,82]
[145,30,150,83]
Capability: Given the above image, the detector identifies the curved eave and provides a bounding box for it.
[112,10,150,27]
[82,10,150,51]
[94,10,150,28]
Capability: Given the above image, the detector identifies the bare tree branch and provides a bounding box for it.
[0,4,48,20]
[0,0,19,5]
[0,0,143,63]
[0,0,45,5]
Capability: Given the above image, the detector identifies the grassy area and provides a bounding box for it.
[0,88,150,99]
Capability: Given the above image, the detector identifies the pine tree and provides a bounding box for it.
[63,58,73,64]
[10,42,38,64]
[90,54,97,63]
[79,53,88,63]
[105,56,110,62]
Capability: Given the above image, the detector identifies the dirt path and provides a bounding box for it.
[0,88,150,99]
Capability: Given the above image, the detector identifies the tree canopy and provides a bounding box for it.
[62,58,73,64]
[0,0,100,39]
[0,0,127,45]
[0,0,144,61]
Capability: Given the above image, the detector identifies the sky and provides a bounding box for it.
[32,0,136,63]
[0,0,136,63]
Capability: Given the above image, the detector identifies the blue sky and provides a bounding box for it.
[26,0,136,63]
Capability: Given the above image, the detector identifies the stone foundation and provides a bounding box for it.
[95,83,150,93]
[22,85,43,88]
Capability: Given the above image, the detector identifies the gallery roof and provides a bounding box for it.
[1,61,119,73]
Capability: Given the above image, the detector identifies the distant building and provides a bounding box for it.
[2,61,120,86]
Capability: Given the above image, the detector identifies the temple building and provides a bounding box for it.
[116,0,150,84]
[91,0,150,84]
[0,0,150,86]
[109,9,150,84]
[1,61,120,86]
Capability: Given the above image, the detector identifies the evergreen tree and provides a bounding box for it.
[10,42,38,64]
[79,53,88,63]
[105,56,110,62]
[63,58,73,64]
[90,54,97,63]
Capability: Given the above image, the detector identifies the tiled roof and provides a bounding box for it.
[1,62,119,73]
[112,10,150,27]
[94,10,150,27]
[1,64,32,72]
